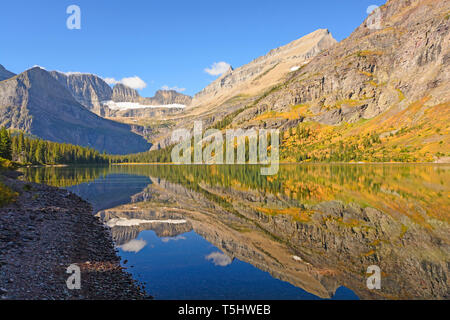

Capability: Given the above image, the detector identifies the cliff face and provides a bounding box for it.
[234,0,449,127]
[111,83,141,103]
[49,71,113,115]
[149,90,192,105]
[0,67,151,154]
[111,84,192,106]
[0,64,15,81]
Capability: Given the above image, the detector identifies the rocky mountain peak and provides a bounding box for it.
[49,71,113,114]
[152,89,192,105]
[19,67,77,101]
[191,29,337,108]
[111,83,140,103]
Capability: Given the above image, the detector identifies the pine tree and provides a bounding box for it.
[0,127,12,160]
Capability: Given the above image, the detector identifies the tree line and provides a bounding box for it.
[0,127,108,165]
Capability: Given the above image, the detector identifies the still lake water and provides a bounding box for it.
[20,164,449,300]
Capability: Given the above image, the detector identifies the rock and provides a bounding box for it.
[0,176,148,300]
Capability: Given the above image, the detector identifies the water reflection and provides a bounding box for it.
[20,164,450,299]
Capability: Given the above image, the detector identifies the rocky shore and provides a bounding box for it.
[0,171,149,300]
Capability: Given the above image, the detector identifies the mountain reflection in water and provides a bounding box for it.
[20,164,450,300]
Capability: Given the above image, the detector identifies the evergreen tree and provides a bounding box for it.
[0,127,12,160]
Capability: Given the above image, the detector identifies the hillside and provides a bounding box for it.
[195,0,450,163]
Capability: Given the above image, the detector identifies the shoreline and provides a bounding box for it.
[111,161,450,165]
[0,171,149,300]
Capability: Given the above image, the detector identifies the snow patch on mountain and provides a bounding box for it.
[102,100,186,110]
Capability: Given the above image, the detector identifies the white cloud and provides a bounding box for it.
[204,61,231,76]
[161,235,187,243]
[119,239,147,253]
[103,77,119,85]
[102,76,147,90]
[121,76,147,90]
[161,85,186,93]
[205,251,233,267]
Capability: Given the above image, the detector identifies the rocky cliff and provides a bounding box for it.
[111,83,141,103]
[148,89,192,106]
[49,71,113,115]
[0,67,151,154]
[111,84,192,106]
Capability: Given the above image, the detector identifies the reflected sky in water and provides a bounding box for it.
[19,164,449,300]
[119,230,357,300]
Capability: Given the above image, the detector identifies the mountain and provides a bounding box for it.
[150,89,192,106]
[49,72,192,117]
[234,0,449,126]
[153,0,446,162]
[222,0,449,162]
[191,29,337,109]
[144,29,338,149]
[49,71,113,115]
[110,84,192,106]
[0,67,151,154]
[0,64,15,81]
[111,83,141,103]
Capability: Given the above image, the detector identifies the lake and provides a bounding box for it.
[19,164,450,300]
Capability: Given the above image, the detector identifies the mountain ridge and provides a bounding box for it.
[226,0,450,162]
[236,0,449,126]
[110,83,192,106]
[50,71,113,115]
[0,67,151,154]
[50,71,192,116]
[191,29,337,108]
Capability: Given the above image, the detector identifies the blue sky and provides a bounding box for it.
[0,0,385,97]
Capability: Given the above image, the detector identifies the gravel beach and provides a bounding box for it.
[0,171,149,300]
